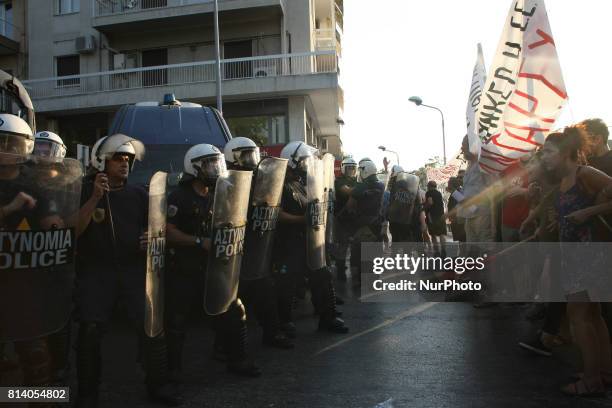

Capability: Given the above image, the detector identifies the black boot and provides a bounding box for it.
[319,316,349,334]
[144,334,183,407]
[224,301,261,378]
[317,276,349,334]
[280,322,297,339]
[75,323,101,408]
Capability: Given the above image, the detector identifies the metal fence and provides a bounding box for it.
[23,51,337,100]
[93,0,213,16]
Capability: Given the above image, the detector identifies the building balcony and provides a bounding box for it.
[92,0,285,32]
[0,18,20,55]
[23,51,339,112]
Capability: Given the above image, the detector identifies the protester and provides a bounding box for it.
[457,135,496,246]
[446,176,466,243]
[424,180,446,257]
[541,127,612,396]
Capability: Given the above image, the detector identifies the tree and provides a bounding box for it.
[226,116,269,146]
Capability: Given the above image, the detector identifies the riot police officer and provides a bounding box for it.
[165,144,261,381]
[0,114,58,389]
[31,131,73,385]
[276,142,348,334]
[346,159,385,286]
[333,157,358,281]
[386,171,424,244]
[75,134,179,407]
[224,137,294,349]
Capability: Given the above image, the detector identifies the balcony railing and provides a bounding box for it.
[93,0,213,17]
[23,51,337,100]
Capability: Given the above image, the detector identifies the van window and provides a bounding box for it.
[118,106,228,146]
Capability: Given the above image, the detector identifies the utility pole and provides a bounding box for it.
[213,0,222,114]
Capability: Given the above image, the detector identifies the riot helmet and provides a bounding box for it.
[90,134,144,172]
[223,137,261,170]
[184,143,228,186]
[33,131,66,159]
[341,157,358,178]
[0,113,34,165]
[280,141,318,177]
[358,160,377,181]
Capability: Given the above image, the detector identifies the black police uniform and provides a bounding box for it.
[0,168,55,388]
[333,174,357,277]
[349,175,385,278]
[165,180,258,377]
[274,175,346,333]
[75,174,171,405]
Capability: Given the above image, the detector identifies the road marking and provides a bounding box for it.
[313,302,438,356]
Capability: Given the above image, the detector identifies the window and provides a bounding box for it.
[55,0,79,15]
[321,138,329,151]
[56,55,80,87]
[0,2,13,39]
[226,115,287,146]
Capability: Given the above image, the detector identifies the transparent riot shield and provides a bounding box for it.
[322,153,336,245]
[387,172,420,225]
[241,157,288,281]
[0,157,83,342]
[204,170,252,315]
[144,172,167,338]
[305,156,326,270]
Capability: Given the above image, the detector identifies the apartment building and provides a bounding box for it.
[0,0,27,78]
[14,0,344,157]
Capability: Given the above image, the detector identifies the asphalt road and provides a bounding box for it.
[4,275,612,408]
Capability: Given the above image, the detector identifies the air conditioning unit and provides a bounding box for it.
[113,53,126,70]
[75,36,96,54]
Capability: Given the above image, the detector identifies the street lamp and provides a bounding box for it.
[378,145,399,165]
[409,96,447,165]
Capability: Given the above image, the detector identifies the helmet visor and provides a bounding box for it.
[234,147,260,169]
[193,155,228,181]
[33,139,66,159]
[343,164,357,177]
[0,133,33,162]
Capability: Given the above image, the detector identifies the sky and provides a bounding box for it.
[341,0,612,171]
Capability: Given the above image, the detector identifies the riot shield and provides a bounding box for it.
[387,172,420,225]
[144,172,167,338]
[322,153,336,245]
[204,170,252,315]
[0,157,83,342]
[306,156,327,270]
[241,157,288,281]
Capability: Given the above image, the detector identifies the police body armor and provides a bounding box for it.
[0,158,83,342]
[387,172,420,225]
[241,157,288,281]
[204,170,252,315]
[322,153,336,246]
[144,172,167,338]
[306,156,326,270]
